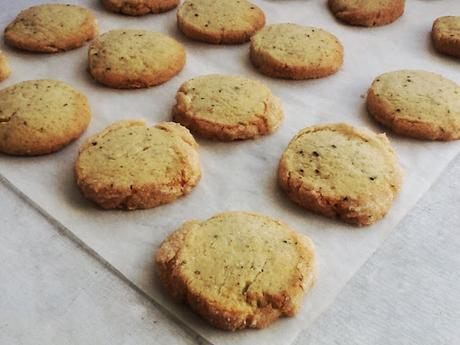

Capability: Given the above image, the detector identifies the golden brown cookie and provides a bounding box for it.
[367,70,460,141]
[250,24,344,80]
[0,80,91,156]
[328,0,405,27]
[4,4,98,53]
[75,120,201,210]
[155,211,316,330]
[0,52,11,82]
[278,124,403,226]
[88,30,186,89]
[177,0,265,44]
[101,0,179,15]
[172,74,283,140]
[432,16,460,58]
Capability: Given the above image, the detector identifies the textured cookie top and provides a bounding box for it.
[4,4,97,53]
[177,0,265,43]
[280,124,402,200]
[88,30,185,87]
[175,74,280,126]
[433,16,460,38]
[368,70,460,138]
[76,120,198,189]
[251,24,343,70]
[156,211,316,329]
[328,0,404,27]
[329,0,402,12]
[0,79,90,155]
[102,0,179,15]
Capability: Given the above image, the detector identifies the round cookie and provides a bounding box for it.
[173,75,283,140]
[88,30,185,89]
[278,124,403,226]
[102,0,179,15]
[367,70,460,141]
[75,120,201,210]
[0,80,91,156]
[0,52,11,82]
[155,211,316,330]
[328,0,405,27]
[177,0,265,44]
[4,4,98,53]
[432,16,460,58]
[250,24,344,80]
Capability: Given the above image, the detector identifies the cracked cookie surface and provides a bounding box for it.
[173,74,283,140]
[177,0,265,44]
[4,4,97,53]
[0,52,11,82]
[367,70,460,141]
[278,124,403,226]
[250,23,343,80]
[328,0,405,27]
[102,0,179,15]
[75,120,201,210]
[432,16,460,58]
[88,30,185,89]
[0,79,91,155]
[155,211,316,330]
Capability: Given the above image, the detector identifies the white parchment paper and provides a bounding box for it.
[1,1,460,344]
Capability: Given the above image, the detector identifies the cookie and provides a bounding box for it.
[250,24,344,80]
[88,30,185,89]
[432,16,460,58]
[177,0,265,44]
[172,74,283,141]
[155,211,316,330]
[0,80,91,156]
[102,0,179,15]
[328,0,405,27]
[367,70,460,141]
[278,124,403,226]
[75,120,201,210]
[4,4,98,53]
[0,52,11,82]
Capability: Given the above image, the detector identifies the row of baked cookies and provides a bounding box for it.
[2,70,458,221]
[1,2,459,87]
[101,0,404,28]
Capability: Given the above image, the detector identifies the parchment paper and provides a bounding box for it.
[1,1,459,344]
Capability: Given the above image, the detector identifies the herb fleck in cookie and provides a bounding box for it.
[250,24,343,80]
[75,120,201,210]
[278,124,403,226]
[4,4,98,53]
[173,74,283,140]
[432,16,460,58]
[0,80,91,156]
[367,70,460,141]
[177,0,265,44]
[0,52,11,82]
[102,0,179,15]
[88,30,185,89]
[328,0,405,27]
[155,211,316,330]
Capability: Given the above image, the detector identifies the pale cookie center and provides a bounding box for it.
[181,79,269,124]
[79,126,187,187]
[178,219,302,311]
[288,130,397,198]
[180,0,259,31]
